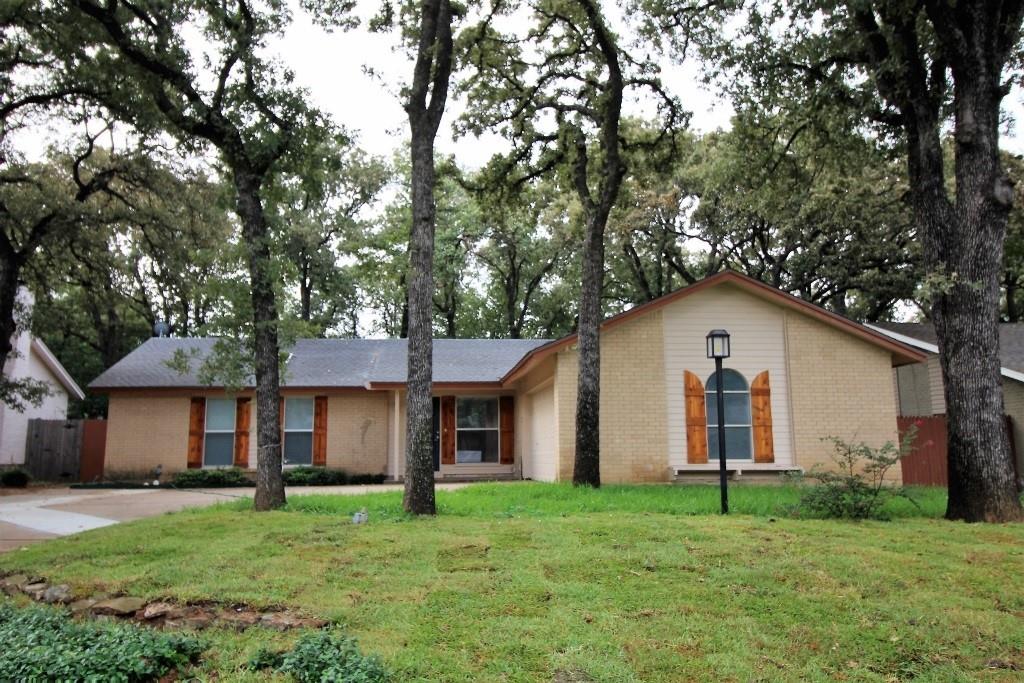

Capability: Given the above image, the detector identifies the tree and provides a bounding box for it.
[644,0,1024,520]
[393,0,456,514]
[269,139,388,336]
[69,0,341,511]
[461,0,682,486]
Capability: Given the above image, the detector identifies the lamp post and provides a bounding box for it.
[706,329,731,514]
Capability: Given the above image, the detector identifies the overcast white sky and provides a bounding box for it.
[270,3,1024,167]
[270,4,739,169]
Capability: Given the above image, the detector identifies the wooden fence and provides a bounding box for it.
[23,418,107,483]
[898,415,1017,486]
[24,419,83,482]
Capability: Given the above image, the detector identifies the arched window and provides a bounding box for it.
[705,369,753,460]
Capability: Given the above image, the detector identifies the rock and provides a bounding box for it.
[142,602,181,620]
[92,597,146,616]
[41,584,73,604]
[68,599,96,614]
[165,608,214,631]
[218,609,261,630]
[259,612,327,631]
[21,582,47,598]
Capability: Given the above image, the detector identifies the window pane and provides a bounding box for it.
[456,429,499,463]
[284,432,313,465]
[285,398,314,430]
[206,399,235,431]
[706,426,753,460]
[457,398,498,429]
[204,432,234,467]
[705,369,748,392]
[706,394,752,426]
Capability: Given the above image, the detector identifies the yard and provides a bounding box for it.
[1,482,1022,681]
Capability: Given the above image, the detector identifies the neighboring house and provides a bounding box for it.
[870,321,1024,476]
[0,302,85,466]
[90,271,925,483]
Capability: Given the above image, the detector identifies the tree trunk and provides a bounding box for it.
[927,63,1023,522]
[234,168,286,511]
[1005,274,1018,322]
[403,131,437,514]
[0,250,23,374]
[573,210,604,487]
[401,0,452,515]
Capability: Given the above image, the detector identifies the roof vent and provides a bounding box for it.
[153,320,170,338]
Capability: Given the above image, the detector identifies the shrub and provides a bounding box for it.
[282,467,387,486]
[172,467,251,488]
[278,630,389,682]
[0,468,30,488]
[0,602,202,681]
[793,431,918,520]
[284,466,349,486]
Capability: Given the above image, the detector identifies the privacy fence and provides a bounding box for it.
[897,415,1018,486]
[23,419,107,482]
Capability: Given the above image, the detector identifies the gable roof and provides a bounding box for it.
[89,337,552,390]
[869,321,1024,383]
[501,270,926,383]
[31,339,85,400]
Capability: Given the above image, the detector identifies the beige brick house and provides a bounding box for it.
[91,272,924,482]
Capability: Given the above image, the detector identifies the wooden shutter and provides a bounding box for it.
[751,371,775,463]
[684,371,708,464]
[440,396,456,465]
[233,398,251,468]
[187,397,206,469]
[313,396,328,466]
[499,396,515,465]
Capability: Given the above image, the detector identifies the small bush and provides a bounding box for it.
[0,602,202,681]
[283,467,386,486]
[793,431,918,520]
[284,466,349,486]
[172,467,251,488]
[0,468,30,488]
[278,629,389,682]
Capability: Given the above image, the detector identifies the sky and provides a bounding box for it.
[269,4,739,169]
[269,3,1024,166]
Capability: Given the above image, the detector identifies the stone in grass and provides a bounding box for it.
[41,584,73,604]
[259,612,328,631]
[218,608,261,630]
[91,596,146,616]
[164,608,215,631]
[142,602,183,620]
[21,582,47,598]
[68,599,96,614]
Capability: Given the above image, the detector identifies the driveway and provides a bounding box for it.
[0,483,467,553]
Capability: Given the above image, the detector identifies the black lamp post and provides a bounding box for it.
[706,329,731,514]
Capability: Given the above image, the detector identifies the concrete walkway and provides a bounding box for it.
[0,483,467,553]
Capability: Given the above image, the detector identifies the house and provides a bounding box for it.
[89,271,925,482]
[871,321,1024,477]
[0,293,85,466]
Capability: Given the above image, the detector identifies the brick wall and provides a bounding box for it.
[105,395,191,476]
[325,393,389,474]
[555,309,670,482]
[785,312,901,479]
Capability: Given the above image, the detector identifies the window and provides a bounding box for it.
[705,369,753,460]
[456,397,499,463]
[204,399,235,467]
[284,397,314,465]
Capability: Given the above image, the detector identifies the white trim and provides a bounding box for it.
[866,324,1024,384]
[30,338,85,400]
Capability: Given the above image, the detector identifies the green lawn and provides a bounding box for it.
[1,483,1022,682]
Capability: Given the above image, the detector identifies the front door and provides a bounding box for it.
[432,397,441,472]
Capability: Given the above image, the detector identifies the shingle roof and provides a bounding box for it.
[872,321,1024,374]
[88,337,553,389]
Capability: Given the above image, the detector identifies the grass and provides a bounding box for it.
[1,482,1022,682]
